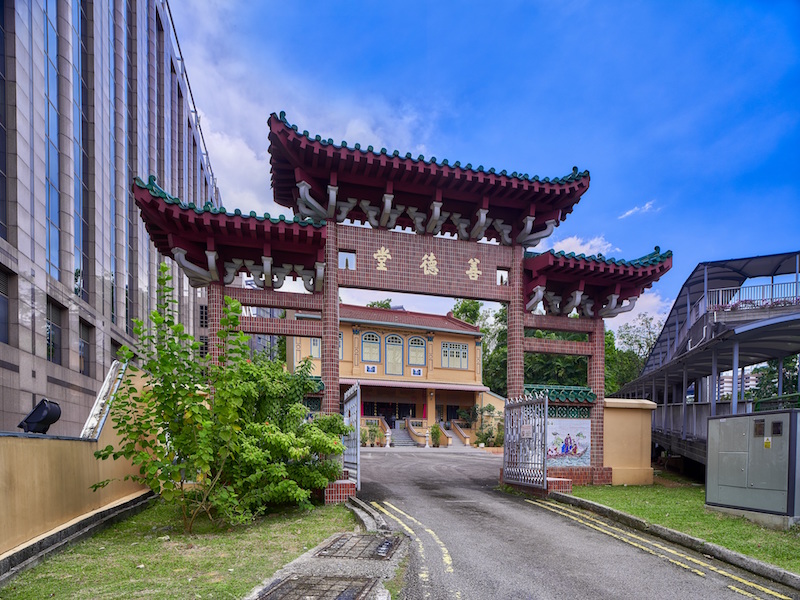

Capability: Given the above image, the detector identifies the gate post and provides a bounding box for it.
[322,221,340,414]
[588,317,608,483]
[208,282,224,365]
[507,245,525,398]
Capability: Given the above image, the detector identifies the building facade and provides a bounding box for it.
[0,0,219,434]
[287,304,488,425]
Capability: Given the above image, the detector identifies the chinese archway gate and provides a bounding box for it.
[133,111,672,485]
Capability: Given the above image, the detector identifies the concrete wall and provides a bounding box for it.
[604,398,656,485]
[0,407,148,556]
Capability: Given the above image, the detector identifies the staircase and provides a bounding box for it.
[389,427,418,447]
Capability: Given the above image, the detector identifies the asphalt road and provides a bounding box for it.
[359,446,798,600]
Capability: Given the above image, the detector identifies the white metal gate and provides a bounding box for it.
[503,391,548,491]
[342,381,361,491]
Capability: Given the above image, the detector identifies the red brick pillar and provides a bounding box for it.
[321,222,340,414]
[588,317,609,483]
[208,282,224,365]
[507,245,524,398]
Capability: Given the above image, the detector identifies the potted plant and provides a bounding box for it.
[430,424,441,448]
[376,429,386,447]
[360,427,369,447]
[368,425,379,447]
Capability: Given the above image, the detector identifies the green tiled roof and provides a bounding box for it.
[133,175,325,228]
[524,246,672,267]
[275,111,589,185]
[524,384,596,403]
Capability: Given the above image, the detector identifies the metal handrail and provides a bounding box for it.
[755,392,800,412]
[707,282,800,311]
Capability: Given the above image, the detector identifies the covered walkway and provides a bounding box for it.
[614,251,800,464]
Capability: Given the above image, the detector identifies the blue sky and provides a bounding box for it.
[169,1,799,331]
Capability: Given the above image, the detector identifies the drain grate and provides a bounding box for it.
[316,533,399,560]
[256,575,378,600]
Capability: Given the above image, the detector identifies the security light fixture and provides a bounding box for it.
[18,398,61,434]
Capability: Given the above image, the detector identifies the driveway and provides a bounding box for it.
[358,446,796,600]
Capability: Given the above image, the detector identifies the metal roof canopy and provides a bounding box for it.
[624,315,800,399]
[646,251,800,377]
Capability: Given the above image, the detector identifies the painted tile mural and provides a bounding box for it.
[547,418,591,467]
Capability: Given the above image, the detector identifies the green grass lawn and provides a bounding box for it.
[571,476,800,574]
[0,501,357,600]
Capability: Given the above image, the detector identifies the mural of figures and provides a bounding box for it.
[547,418,591,467]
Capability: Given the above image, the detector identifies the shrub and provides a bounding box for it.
[494,422,505,447]
[95,264,349,532]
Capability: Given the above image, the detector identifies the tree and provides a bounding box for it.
[95,264,349,532]
[605,328,641,395]
[751,356,799,400]
[367,299,392,309]
[452,299,483,325]
[616,312,663,376]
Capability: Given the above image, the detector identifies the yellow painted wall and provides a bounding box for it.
[604,398,656,485]
[0,376,150,557]
[290,324,481,386]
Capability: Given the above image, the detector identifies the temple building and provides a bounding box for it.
[287,304,488,424]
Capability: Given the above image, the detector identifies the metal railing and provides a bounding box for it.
[707,282,800,312]
[653,400,752,441]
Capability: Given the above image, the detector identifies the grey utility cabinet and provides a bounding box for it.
[707,410,799,516]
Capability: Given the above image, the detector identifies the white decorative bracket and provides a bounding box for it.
[386,204,406,229]
[273,263,294,290]
[172,247,219,288]
[525,285,546,312]
[599,296,637,318]
[327,185,338,219]
[380,194,394,228]
[336,198,358,222]
[296,181,328,220]
[450,213,470,239]
[580,297,595,318]
[470,209,492,239]
[543,291,562,315]
[359,200,381,228]
[562,290,583,314]
[517,218,557,248]
[223,258,252,284]
[425,201,450,235]
[293,264,316,293]
[405,207,427,234]
[492,219,513,245]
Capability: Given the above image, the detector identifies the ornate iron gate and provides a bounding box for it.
[342,382,361,491]
[503,391,548,490]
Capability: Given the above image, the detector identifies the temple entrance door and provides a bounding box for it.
[503,392,548,492]
[342,382,361,491]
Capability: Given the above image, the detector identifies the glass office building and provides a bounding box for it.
[0,0,220,434]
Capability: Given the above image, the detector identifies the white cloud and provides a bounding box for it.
[169,3,434,217]
[604,289,672,335]
[618,200,657,219]
[545,235,618,257]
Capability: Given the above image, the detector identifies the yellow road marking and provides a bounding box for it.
[370,501,431,588]
[729,585,764,598]
[534,500,791,600]
[383,501,455,573]
[526,499,705,577]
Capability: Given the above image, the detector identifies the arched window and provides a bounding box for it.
[362,332,380,362]
[408,337,426,366]
[386,334,403,375]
